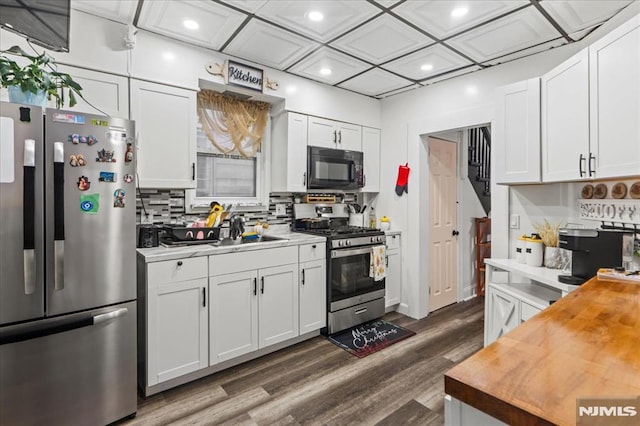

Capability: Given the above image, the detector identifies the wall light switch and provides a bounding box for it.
[510,214,520,229]
[275,204,286,216]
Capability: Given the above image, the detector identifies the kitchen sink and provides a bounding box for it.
[212,235,289,246]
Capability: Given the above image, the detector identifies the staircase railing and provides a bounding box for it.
[468,127,491,215]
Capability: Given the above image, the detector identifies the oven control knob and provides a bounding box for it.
[370,237,375,243]
[345,240,350,246]
[377,236,383,242]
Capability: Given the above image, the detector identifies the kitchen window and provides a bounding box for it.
[185,91,270,213]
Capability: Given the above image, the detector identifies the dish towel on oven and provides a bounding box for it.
[369,245,386,281]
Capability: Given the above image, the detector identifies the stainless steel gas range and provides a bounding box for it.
[293,203,386,334]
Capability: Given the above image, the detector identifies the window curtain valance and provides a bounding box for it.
[197,90,270,158]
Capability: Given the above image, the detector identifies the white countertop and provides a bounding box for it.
[137,231,325,263]
[485,258,580,294]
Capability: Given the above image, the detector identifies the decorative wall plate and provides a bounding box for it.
[612,182,627,199]
[581,184,594,199]
[593,184,607,199]
[630,181,640,199]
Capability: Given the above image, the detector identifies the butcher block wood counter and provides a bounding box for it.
[444,276,640,425]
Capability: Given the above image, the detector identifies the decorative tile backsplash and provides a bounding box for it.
[136,190,359,228]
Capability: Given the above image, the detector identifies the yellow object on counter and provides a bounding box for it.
[205,204,223,227]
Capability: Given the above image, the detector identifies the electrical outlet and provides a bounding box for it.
[275,204,287,216]
[141,210,154,224]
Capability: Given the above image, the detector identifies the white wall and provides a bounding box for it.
[378,5,640,319]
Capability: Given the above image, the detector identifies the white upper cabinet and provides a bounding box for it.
[589,14,640,179]
[271,112,308,192]
[494,78,541,184]
[53,66,129,118]
[308,116,362,151]
[541,49,590,182]
[361,127,381,192]
[542,14,640,182]
[130,79,197,188]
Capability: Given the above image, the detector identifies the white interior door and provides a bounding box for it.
[428,137,458,312]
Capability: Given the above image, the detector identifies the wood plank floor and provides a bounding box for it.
[119,297,484,426]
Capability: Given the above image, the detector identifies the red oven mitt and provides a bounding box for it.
[395,163,410,196]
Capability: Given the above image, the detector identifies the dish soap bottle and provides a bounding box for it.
[368,208,376,229]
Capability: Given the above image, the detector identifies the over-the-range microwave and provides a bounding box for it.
[307,146,364,190]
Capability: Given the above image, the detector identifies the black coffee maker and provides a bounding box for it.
[558,228,632,285]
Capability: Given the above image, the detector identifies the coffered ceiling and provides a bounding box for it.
[70,0,634,98]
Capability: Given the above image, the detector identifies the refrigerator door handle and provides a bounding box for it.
[0,307,129,346]
[53,142,65,291]
[23,139,36,295]
[93,307,128,325]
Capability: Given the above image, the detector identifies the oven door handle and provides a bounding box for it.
[331,246,377,258]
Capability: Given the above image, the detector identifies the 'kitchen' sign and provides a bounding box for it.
[227,60,263,92]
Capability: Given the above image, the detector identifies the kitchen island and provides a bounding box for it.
[444,276,640,425]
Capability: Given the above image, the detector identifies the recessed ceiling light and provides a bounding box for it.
[451,7,469,18]
[466,85,478,96]
[319,68,332,76]
[421,64,434,71]
[163,52,176,62]
[183,19,199,30]
[286,85,298,95]
[308,11,324,22]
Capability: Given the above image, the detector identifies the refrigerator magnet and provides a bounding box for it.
[99,171,117,182]
[125,143,133,163]
[68,133,80,144]
[87,135,98,146]
[77,176,91,191]
[123,174,134,183]
[96,149,116,163]
[69,154,86,167]
[113,189,125,208]
[80,193,99,214]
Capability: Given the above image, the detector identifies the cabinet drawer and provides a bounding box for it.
[386,234,400,250]
[210,246,297,276]
[520,301,542,322]
[299,242,326,263]
[147,257,208,285]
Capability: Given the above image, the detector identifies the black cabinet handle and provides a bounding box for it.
[312,244,316,249]
[192,162,195,180]
[578,154,586,177]
[338,130,342,144]
[202,287,206,308]
[253,277,257,296]
[333,130,337,144]
[386,256,388,267]
[588,153,596,177]
[302,269,305,285]
[452,230,460,236]
[177,261,183,266]
[260,276,264,294]
[303,172,306,186]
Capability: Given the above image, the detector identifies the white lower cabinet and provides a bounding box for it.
[142,257,209,388]
[385,234,401,308]
[299,243,326,334]
[209,246,299,366]
[485,282,560,346]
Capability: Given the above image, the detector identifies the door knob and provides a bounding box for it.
[452,230,460,236]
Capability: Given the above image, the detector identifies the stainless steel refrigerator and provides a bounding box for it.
[0,102,137,425]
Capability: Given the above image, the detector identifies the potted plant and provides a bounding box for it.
[0,45,82,108]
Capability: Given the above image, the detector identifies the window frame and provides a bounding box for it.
[185,115,271,214]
